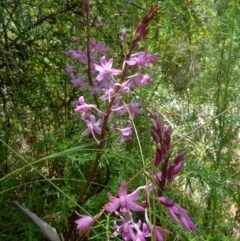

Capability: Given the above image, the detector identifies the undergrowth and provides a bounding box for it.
[0,1,240,241]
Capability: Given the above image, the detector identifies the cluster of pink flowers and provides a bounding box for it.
[65,35,157,144]
[65,6,196,239]
[74,161,195,240]
[73,111,196,240]
[107,112,195,240]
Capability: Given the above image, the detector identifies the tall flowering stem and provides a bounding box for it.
[100,110,196,240]
[77,3,158,205]
[148,108,172,197]
[98,4,158,143]
[64,2,158,240]
[73,110,196,240]
[65,2,196,239]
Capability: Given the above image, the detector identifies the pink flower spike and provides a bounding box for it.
[94,56,121,81]
[105,180,144,213]
[75,213,94,237]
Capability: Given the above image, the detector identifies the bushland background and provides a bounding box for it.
[0,0,240,240]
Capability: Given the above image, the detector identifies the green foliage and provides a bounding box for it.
[0,0,240,240]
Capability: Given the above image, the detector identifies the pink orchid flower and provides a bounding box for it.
[94,56,121,81]
[82,115,102,143]
[75,213,94,237]
[105,180,144,213]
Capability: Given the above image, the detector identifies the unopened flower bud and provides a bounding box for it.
[79,20,86,26]
[173,161,184,176]
[71,37,80,44]
[96,24,104,29]
[121,30,127,43]
[92,15,97,22]
[159,197,175,207]
[174,151,185,165]
[167,165,175,182]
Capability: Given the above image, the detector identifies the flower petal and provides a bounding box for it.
[82,128,91,136]
[94,63,104,72]
[168,207,179,223]
[105,201,120,212]
[125,200,145,212]
[119,181,127,197]
[159,197,174,207]
[179,209,196,231]
[173,161,184,175]
[126,189,140,201]
[167,165,175,182]
[155,227,164,241]
[174,151,185,165]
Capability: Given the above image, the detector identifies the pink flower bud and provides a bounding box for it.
[121,30,127,42]
[79,20,86,26]
[71,37,80,44]
[159,197,174,207]
[174,151,185,165]
[154,149,162,166]
[92,15,97,22]
[75,213,94,237]
[141,28,149,40]
[179,209,196,231]
[96,24,104,29]
[173,161,184,176]
[167,165,175,182]
[165,126,172,149]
